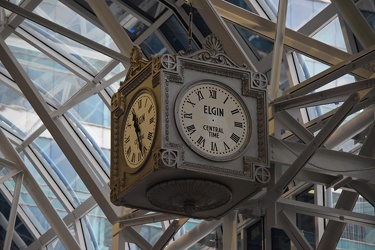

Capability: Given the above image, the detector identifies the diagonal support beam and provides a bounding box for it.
[274,78,375,111]
[275,110,314,144]
[151,218,189,250]
[86,0,133,57]
[267,91,364,204]
[4,172,23,250]
[123,227,152,249]
[278,210,313,250]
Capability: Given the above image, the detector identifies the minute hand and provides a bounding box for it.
[132,110,143,154]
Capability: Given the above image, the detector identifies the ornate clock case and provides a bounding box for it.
[110,35,269,219]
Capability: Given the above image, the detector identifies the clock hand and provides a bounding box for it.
[132,110,144,154]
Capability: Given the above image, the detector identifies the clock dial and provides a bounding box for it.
[176,82,251,161]
[123,90,157,170]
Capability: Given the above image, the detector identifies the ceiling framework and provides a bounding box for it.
[0,0,374,249]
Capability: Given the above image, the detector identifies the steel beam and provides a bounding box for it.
[86,0,133,57]
[278,198,375,228]
[332,0,375,49]
[275,110,314,144]
[278,210,313,250]
[0,130,81,249]
[195,0,256,69]
[267,92,363,203]
[317,190,358,250]
[276,44,375,102]
[0,1,129,63]
[151,218,189,250]
[223,210,238,250]
[212,0,372,79]
[123,227,152,249]
[274,77,375,111]
[4,173,23,250]
[0,38,120,224]
[270,137,375,183]
[269,0,288,100]
[164,219,223,250]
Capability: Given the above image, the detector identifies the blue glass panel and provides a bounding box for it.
[82,206,112,249]
[235,25,274,60]
[5,34,87,107]
[0,192,34,247]
[119,0,166,20]
[0,83,38,139]
[33,135,90,207]
[313,18,347,52]
[21,152,68,218]
[3,179,50,234]
[140,32,167,58]
[225,0,252,11]
[106,1,149,41]
[268,0,329,30]
[35,0,118,52]
[159,16,199,53]
[182,4,212,37]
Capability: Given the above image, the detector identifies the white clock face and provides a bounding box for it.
[175,82,251,161]
[123,90,157,170]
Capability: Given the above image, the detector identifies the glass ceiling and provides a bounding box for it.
[0,0,375,249]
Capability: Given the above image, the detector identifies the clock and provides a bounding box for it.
[175,81,251,161]
[123,89,157,172]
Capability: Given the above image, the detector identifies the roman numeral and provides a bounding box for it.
[224,141,230,150]
[230,133,240,143]
[209,89,217,99]
[138,152,141,161]
[197,136,205,146]
[124,136,130,143]
[149,116,155,124]
[131,153,135,163]
[144,98,148,107]
[138,99,142,109]
[186,98,196,107]
[234,121,243,128]
[231,109,240,115]
[223,96,228,104]
[183,112,193,119]
[186,124,196,135]
[148,105,153,114]
[211,142,218,151]
[147,132,153,140]
[126,147,131,156]
[196,90,204,101]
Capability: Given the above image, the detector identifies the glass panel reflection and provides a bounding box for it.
[140,32,167,58]
[235,25,274,60]
[268,0,330,30]
[82,206,112,249]
[33,131,90,207]
[34,0,118,51]
[4,178,50,234]
[5,34,88,107]
[21,152,68,218]
[0,83,39,139]
[124,0,166,20]
[107,1,149,41]
[313,18,347,52]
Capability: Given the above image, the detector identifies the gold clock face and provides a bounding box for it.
[175,82,251,161]
[123,90,157,170]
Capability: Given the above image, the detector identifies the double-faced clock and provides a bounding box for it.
[175,81,251,161]
[123,89,157,172]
